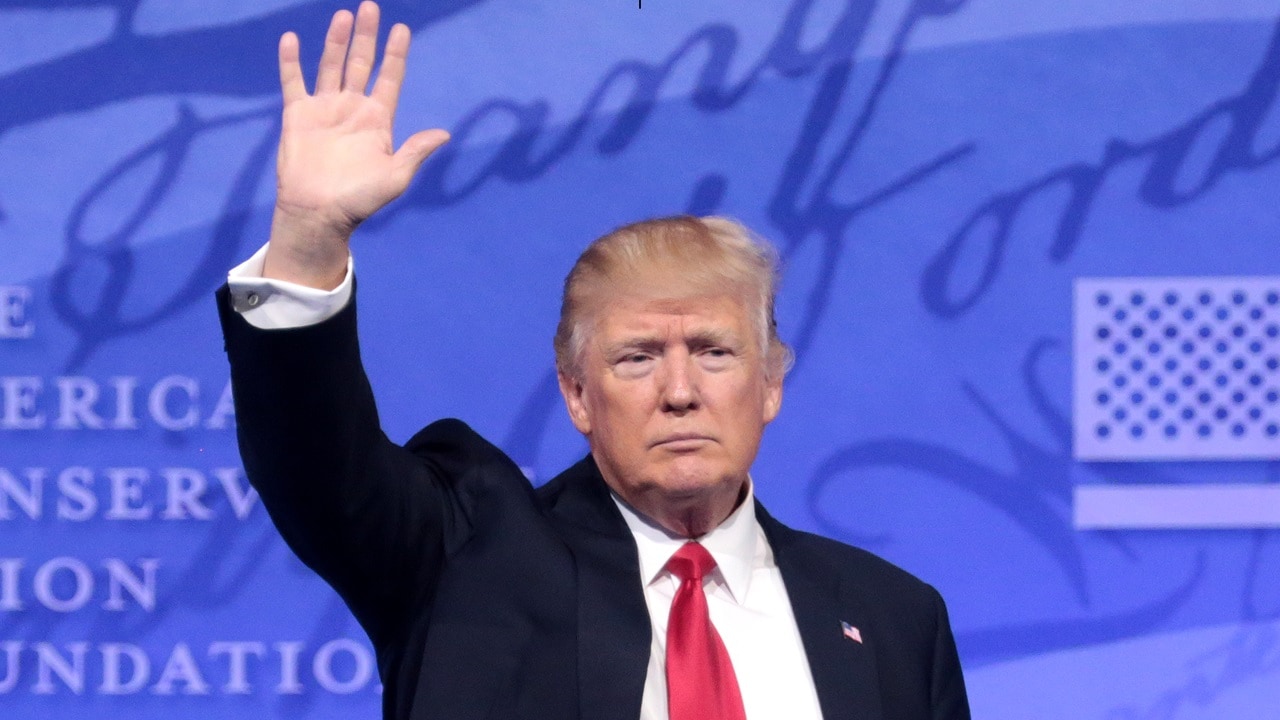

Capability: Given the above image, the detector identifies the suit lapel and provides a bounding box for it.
[542,455,650,720]
[758,503,883,720]
[541,461,886,720]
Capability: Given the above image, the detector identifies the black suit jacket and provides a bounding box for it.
[217,285,970,720]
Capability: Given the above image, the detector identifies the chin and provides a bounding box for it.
[652,462,736,501]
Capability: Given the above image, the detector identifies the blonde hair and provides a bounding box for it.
[554,215,793,380]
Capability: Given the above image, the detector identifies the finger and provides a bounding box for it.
[344,1,380,92]
[278,32,306,103]
[315,9,354,94]
[392,129,451,186]
[371,22,410,114]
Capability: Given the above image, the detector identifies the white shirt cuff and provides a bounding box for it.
[226,243,354,330]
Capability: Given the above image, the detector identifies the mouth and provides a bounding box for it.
[652,434,714,451]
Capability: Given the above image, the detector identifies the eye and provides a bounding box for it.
[613,352,655,378]
[613,352,654,369]
[698,347,735,369]
[698,345,734,359]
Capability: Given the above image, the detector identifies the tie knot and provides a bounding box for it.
[666,542,717,582]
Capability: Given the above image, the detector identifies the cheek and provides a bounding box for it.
[588,385,647,436]
[727,386,772,435]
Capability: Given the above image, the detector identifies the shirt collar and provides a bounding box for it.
[612,480,758,604]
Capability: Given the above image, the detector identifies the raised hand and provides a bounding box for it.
[264,1,449,289]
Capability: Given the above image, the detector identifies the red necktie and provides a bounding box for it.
[665,542,747,720]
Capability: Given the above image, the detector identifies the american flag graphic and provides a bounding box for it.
[1074,277,1280,461]
[841,621,862,644]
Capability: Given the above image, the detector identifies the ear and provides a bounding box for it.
[557,370,593,435]
[762,373,783,424]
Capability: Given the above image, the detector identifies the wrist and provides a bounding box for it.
[262,205,353,290]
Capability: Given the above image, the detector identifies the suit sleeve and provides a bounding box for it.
[216,282,481,648]
[928,588,971,720]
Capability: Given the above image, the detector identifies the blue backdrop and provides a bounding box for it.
[3,1,1280,718]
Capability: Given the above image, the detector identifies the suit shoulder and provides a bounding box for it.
[404,418,531,492]
[404,417,499,456]
[776,524,943,608]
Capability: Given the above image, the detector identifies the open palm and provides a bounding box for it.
[267,1,448,287]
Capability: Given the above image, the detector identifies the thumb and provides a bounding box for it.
[392,128,451,185]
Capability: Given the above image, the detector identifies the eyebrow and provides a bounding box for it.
[601,336,665,357]
[685,328,739,349]
[601,329,741,357]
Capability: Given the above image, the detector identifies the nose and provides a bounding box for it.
[660,352,700,414]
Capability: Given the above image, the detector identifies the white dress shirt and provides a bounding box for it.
[227,243,354,329]
[227,244,826,719]
[613,488,824,720]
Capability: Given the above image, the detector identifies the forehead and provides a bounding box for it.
[591,293,753,340]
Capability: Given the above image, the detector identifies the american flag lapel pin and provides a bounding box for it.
[841,621,863,644]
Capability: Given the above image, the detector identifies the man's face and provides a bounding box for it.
[558,290,783,536]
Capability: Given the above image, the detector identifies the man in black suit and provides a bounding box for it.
[219,2,970,719]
